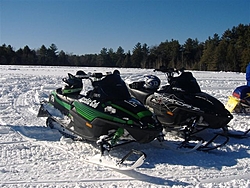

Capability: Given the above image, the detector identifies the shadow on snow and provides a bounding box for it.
[5,124,250,186]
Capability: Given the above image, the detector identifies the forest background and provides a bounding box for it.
[1,23,250,72]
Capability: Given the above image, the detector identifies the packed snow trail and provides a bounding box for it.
[0,65,250,187]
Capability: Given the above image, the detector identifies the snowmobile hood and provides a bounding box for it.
[74,97,160,129]
[73,96,163,144]
[191,92,228,114]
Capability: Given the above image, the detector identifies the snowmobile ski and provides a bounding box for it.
[150,136,204,153]
[181,133,229,151]
[222,126,250,139]
[84,150,146,171]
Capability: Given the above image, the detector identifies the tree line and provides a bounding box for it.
[1,23,249,72]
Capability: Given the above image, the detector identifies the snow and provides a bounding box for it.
[0,65,250,188]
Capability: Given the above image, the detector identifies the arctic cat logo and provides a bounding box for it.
[166,98,201,112]
[79,97,100,108]
[124,99,138,107]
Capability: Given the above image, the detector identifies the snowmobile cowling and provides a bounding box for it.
[126,67,234,151]
[38,70,162,148]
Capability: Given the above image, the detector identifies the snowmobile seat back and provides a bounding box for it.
[128,81,155,103]
[62,73,83,95]
[91,72,131,100]
[171,72,201,93]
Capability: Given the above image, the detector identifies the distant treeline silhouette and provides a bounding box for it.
[1,23,249,72]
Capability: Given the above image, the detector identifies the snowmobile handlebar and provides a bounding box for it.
[154,67,176,74]
[74,70,108,80]
[154,67,185,74]
[74,70,121,82]
[73,71,108,79]
[154,67,186,79]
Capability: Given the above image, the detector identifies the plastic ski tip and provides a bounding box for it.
[178,133,230,152]
[117,149,146,170]
[85,150,146,171]
[178,140,204,152]
[196,133,229,151]
[226,128,250,139]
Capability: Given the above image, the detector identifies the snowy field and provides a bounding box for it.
[0,65,249,188]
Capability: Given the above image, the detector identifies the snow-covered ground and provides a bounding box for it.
[0,65,249,188]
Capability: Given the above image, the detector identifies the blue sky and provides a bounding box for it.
[1,0,249,55]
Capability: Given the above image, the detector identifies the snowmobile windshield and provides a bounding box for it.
[171,72,201,93]
[93,74,131,100]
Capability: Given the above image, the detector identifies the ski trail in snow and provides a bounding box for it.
[1,66,250,187]
[6,122,250,186]
[200,172,250,183]
[0,178,136,185]
[3,124,174,186]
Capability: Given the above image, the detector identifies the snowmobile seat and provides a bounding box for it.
[170,72,201,93]
[130,88,154,104]
[128,81,155,103]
